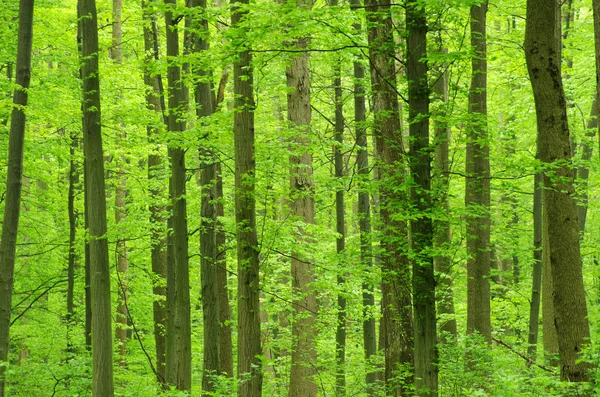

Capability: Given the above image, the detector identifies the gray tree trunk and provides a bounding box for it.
[0,1,34,395]
[164,0,192,390]
[406,2,437,396]
[231,0,262,395]
[466,2,491,342]
[365,1,413,394]
[142,0,168,385]
[524,0,592,381]
[287,34,318,397]
[80,0,115,395]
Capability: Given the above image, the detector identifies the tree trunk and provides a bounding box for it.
[466,2,491,342]
[216,163,234,377]
[231,0,262,395]
[406,2,437,396]
[0,1,33,395]
[142,0,168,385]
[287,33,318,397]
[527,170,543,361]
[576,100,597,237]
[524,0,592,382]
[190,0,222,391]
[164,0,192,390]
[80,0,115,395]
[432,49,457,340]
[111,0,129,366]
[365,0,413,394]
[332,58,347,397]
[66,132,79,355]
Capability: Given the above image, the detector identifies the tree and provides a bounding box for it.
[142,0,168,384]
[406,0,437,395]
[432,48,456,339]
[524,0,592,382]
[365,0,413,394]
[232,0,262,394]
[189,0,222,391]
[164,0,192,390]
[0,1,34,395]
[110,0,129,365]
[465,1,491,343]
[79,0,115,394]
[287,9,318,397]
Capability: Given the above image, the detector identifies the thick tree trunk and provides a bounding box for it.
[190,0,222,391]
[0,1,33,395]
[287,35,318,397]
[142,0,168,385]
[164,0,192,390]
[406,2,437,396]
[231,0,262,395]
[333,61,347,397]
[524,0,592,382]
[365,1,413,394]
[80,0,115,395]
[466,2,491,342]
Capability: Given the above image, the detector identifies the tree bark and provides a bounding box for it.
[365,1,413,394]
[164,0,192,390]
[66,132,79,355]
[190,0,222,391]
[231,0,262,395]
[287,33,318,397]
[524,0,592,381]
[527,169,543,361]
[466,2,491,342]
[0,1,33,395]
[80,0,115,395]
[111,0,129,366]
[406,2,437,396]
[142,0,168,385]
[332,57,347,397]
[432,50,457,340]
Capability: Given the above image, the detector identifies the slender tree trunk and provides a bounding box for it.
[349,1,378,392]
[0,1,33,395]
[332,57,347,397]
[406,2,437,396]
[231,0,262,395]
[287,32,318,397]
[142,0,168,385]
[365,1,413,394]
[524,0,592,382]
[466,2,491,342]
[80,0,115,395]
[164,0,192,390]
[432,50,456,340]
[110,0,129,366]
[75,4,93,353]
[190,0,222,391]
[66,132,79,355]
[594,0,600,162]
[527,169,543,361]
[576,101,597,237]
[216,163,234,377]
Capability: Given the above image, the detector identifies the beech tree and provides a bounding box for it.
[524,0,591,382]
[0,1,34,395]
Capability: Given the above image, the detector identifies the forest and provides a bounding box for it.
[0,0,599,396]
